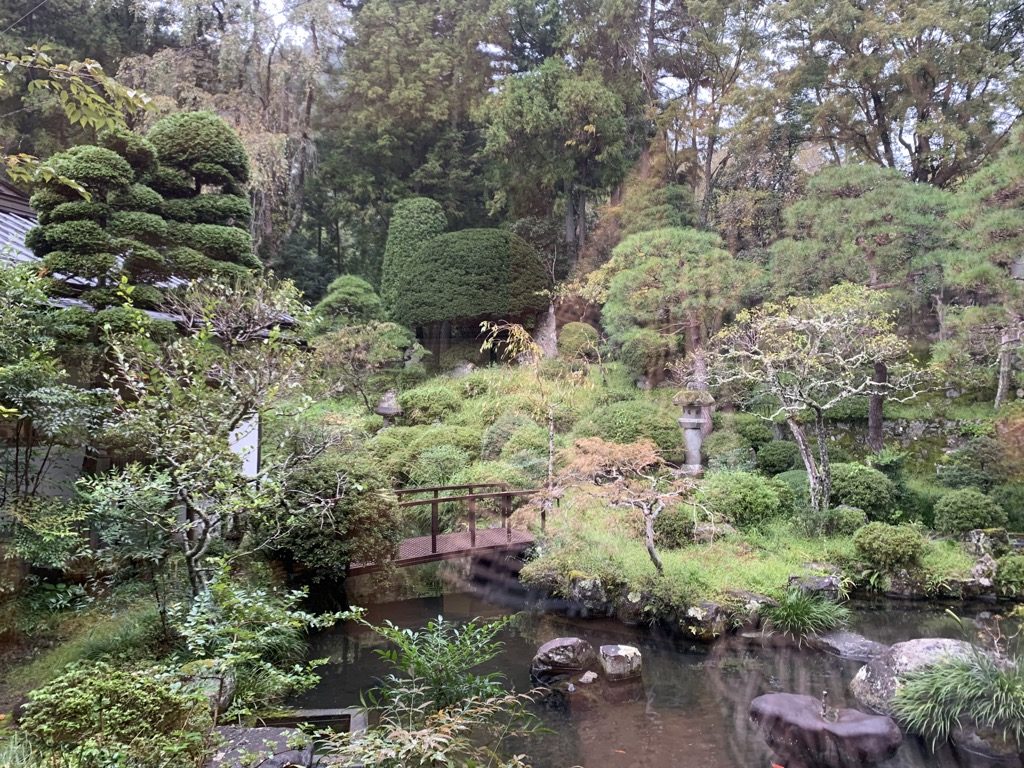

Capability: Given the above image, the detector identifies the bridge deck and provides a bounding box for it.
[348,527,535,576]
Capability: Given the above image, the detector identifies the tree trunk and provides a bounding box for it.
[643,505,664,575]
[787,417,824,513]
[996,327,1014,409]
[868,361,887,452]
[813,409,832,512]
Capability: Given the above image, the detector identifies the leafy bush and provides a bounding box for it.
[654,504,694,549]
[577,399,682,456]
[408,444,472,488]
[757,440,800,475]
[901,477,946,528]
[704,434,753,462]
[449,460,532,494]
[558,321,600,359]
[933,488,1007,534]
[160,193,252,225]
[936,436,1012,492]
[760,588,850,641]
[108,210,168,242]
[500,422,549,460]
[774,469,809,501]
[41,199,111,225]
[399,383,463,424]
[801,504,869,537]
[997,554,1024,595]
[389,228,548,326]
[616,326,676,377]
[98,126,158,174]
[367,616,509,712]
[19,661,210,768]
[698,471,793,529]
[853,522,926,571]
[480,411,536,459]
[51,145,135,191]
[147,110,250,184]
[991,483,1024,530]
[271,454,402,579]
[315,274,384,329]
[35,219,111,254]
[830,463,899,522]
[730,413,774,449]
[167,222,255,265]
[892,653,1024,749]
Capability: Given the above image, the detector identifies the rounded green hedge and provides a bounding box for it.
[831,463,899,522]
[933,488,1007,534]
[616,326,676,377]
[730,413,774,449]
[41,200,111,225]
[577,399,682,456]
[380,197,447,313]
[698,470,794,529]
[399,384,463,425]
[147,111,250,184]
[853,522,926,571]
[757,440,800,475]
[42,251,117,279]
[167,222,255,265]
[315,275,384,329]
[702,430,752,466]
[51,145,134,192]
[389,228,548,327]
[654,504,694,549]
[108,211,169,243]
[160,194,252,226]
[37,220,111,255]
[145,166,195,197]
[481,412,536,459]
[558,322,600,359]
[29,186,75,213]
[98,127,157,175]
[108,183,163,212]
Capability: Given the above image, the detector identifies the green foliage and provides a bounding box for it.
[389,228,548,326]
[42,250,117,279]
[699,471,794,529]
[408,444,472,488]
[271,453,402,580]
[98,127,157,175]
[892,653,1024,749]
[50,145,135,192]
[902,477,946,529]
[108,183,163,212]
[481,411,537,460]
[853,522,926,571]
[399,383,464,425]
[146,111,250,184]
[145,166,194,196]
[167,222,256,265]
[830,463,900,522]
[757,440,800,475]
[107,210,168,242]
[937,436,1013,492]
[159,194,252,225]
[380,197,448,314]
[991,483,1024,530]
[558,321,600,359]
[702,430,754,470]
[19,661,210,768]
[654,504,695,549]
[933,488,1008,534]
[173,563,346,719]
[34,219,110,255]
[800,503,869,537]
[367,616,509,712]
[616,326,676,377]
[501,422,549,460]
[760,588,850,641]
[997,554,1024,595]
[577,399,682,456]
[315,274,384,330]
[730,413,774,449]
[40,200,111,225]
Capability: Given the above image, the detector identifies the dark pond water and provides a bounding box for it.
[298,582,1013,768]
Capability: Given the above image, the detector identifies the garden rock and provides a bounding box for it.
[808,631,889,662]
[531,637,597,683]
[598,644,642,680]
[181,660,236,718]
[613,590,644,625]
[726,590,776,629]
[568,576,612,615]
[447,360,476,379]
[750,692,902,768]
[971,553,998,587]
[788,573,842,601]
[207,726,314,768]
[952,724,1024,766]
[850,638,979,715]
[692,521,736,543]
[965,528,1011,559]
[679,601,729,642]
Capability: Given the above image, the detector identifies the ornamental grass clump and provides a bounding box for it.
[892,652,1024,749]
[760,588,850,642]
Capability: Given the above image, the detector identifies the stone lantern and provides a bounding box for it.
[374,389,403,427]
[673,389,715,473]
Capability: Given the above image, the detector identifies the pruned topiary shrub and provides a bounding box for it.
[756,440,800,475]
[831,463,899,522]
[146,111,250,184]
[698,471,794,529]
[853,522,926,571]
[315,274,384,331]
[615,326,676,378]
[729,413,774,449]
[380,197,448,314]
[408,444,472,488]
[936,435,1013,492]
[500,422,549,460]
[654,504,695,549]
[933,488,1007,534]
[576,399,682,457]
[480,412,536,459]
[399,384,463,425]
[558,321,600,360]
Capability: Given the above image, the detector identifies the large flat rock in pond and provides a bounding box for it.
[207,726,314,768]
[850,638,978,715]
[808,631,889,662]
[531,637,597,682]
[750,692,902,768]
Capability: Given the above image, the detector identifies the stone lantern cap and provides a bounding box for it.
[374,389,403,417]
[672,389,715,407]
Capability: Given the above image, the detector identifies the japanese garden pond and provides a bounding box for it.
[297,582,1012,768]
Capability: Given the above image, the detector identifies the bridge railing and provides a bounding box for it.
[394,483,542,555]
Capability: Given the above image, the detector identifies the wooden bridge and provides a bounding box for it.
[347,483,544,576]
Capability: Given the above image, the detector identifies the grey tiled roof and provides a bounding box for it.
[0,210,37,265]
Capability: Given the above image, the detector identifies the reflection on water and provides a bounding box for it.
[299,586,1011,768]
